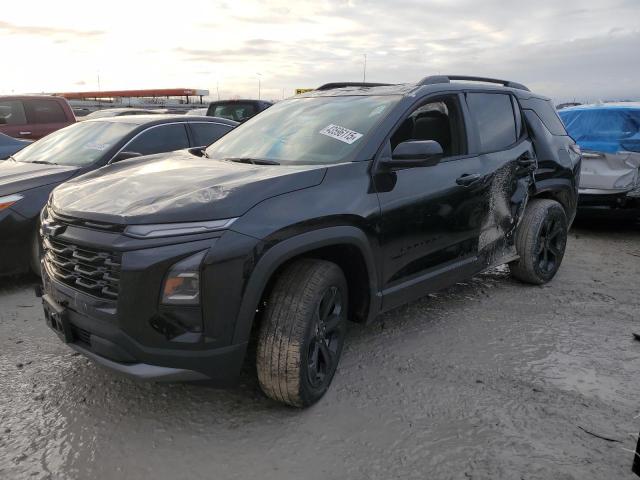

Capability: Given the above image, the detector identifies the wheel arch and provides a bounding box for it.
[232,226,380,344]
[531,179,577,224]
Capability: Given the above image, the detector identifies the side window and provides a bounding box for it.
[466,93,517,153]
[190,122,233,146]
[527,98,567,136]
[0,100,27,125]
[126,124,189,155]
[389,95,466,157]
[24,99,67,124]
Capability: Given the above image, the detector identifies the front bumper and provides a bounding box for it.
[40,224,259,383]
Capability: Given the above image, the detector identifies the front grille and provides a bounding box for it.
[43,236,121,301]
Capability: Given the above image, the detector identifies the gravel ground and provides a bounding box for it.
[1,219,639,480]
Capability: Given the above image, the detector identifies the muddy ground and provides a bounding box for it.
[1,219,639,480]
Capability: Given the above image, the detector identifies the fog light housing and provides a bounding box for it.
[161,251,207,305]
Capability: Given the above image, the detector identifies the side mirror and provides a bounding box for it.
[110,151,142,163]
[383,140,443,168]
[188,146,206,157]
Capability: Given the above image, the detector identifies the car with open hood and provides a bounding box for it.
[40,75,580,407]
[0,114,236,275]
[559,103,640,215]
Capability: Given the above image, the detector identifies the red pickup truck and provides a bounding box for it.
[0,95,75,140]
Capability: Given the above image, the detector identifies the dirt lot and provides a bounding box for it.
[1,219,639,480]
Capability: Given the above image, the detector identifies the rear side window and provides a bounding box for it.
[0,100,27,125]
[527,98,567,136]
[190,122,233,146]
[466,93,517,153]
[24,99,67,124]
[126,123,190,155]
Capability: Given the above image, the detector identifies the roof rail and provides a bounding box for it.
[417,75,530,92]
[316,82,394,91]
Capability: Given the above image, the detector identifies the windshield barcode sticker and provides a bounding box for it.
[319,124,363,144]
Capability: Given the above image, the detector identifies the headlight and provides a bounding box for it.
[161,251,207,305]
[125,218,237,239]
[0,194,24,212]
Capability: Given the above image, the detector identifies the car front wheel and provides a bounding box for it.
[256,258,348,407]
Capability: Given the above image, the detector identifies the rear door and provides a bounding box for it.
[23,98,71,139]
[463,92,535,267]
[0,99,28,139]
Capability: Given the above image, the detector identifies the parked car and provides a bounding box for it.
[81,108,163,120]
[558,103,640,214]
[40,76,580,407]
[0,95,75,140]
[0,132,30,160]
[0,115,237,275]
[206,99,272,122]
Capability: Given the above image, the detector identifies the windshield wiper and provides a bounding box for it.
[224,157,280,165]
[30,160,59,165]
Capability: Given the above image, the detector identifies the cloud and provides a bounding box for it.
[0,20,104,39]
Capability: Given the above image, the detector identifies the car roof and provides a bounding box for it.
[560,102,640,112]
[296,75,549,100]
[90,107,158,113]
[81,114,238,126]
[208,99,271,104]
[297,80,547,100]
[0,94,67,101]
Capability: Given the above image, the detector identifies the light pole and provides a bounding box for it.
[363,54,367,82]
[256,73,262,100]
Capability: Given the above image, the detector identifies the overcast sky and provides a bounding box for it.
[2,0,638,102]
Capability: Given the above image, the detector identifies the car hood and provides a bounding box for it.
[0,161,79,197]
[51,150,327,224]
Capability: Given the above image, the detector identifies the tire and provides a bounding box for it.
[30,226,43,277]
[509,199,568,285]
[256,258,348,407]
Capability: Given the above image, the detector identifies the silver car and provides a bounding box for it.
[559,103,640,213]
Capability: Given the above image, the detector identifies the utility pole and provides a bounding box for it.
[363,54,367,82]
[256,73,262,100]
[216,81,220,100]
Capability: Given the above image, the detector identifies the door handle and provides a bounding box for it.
[456,173,482,186]
[517,152,536,168]
[19,131,32,136]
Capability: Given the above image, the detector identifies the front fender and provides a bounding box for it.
[231,225,380,344]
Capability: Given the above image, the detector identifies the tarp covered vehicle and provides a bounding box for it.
[559,103,640,212]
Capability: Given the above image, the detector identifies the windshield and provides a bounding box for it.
[205,95,401,165]
[12,121,138,166]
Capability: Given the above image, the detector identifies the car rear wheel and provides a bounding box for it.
[510,199,568,285]
[256,258,348,407]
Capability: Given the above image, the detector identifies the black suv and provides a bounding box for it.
[40,75,581,407]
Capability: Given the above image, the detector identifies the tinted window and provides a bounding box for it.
[466,93,517,153]
[527,98,567,136]
[208,103,257,122]
[126,123,189,155]
[0,100,27,125]
[12,121,138,166]
[205,95,401,165]
[190,122,233,146]
[24,99,67,124]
